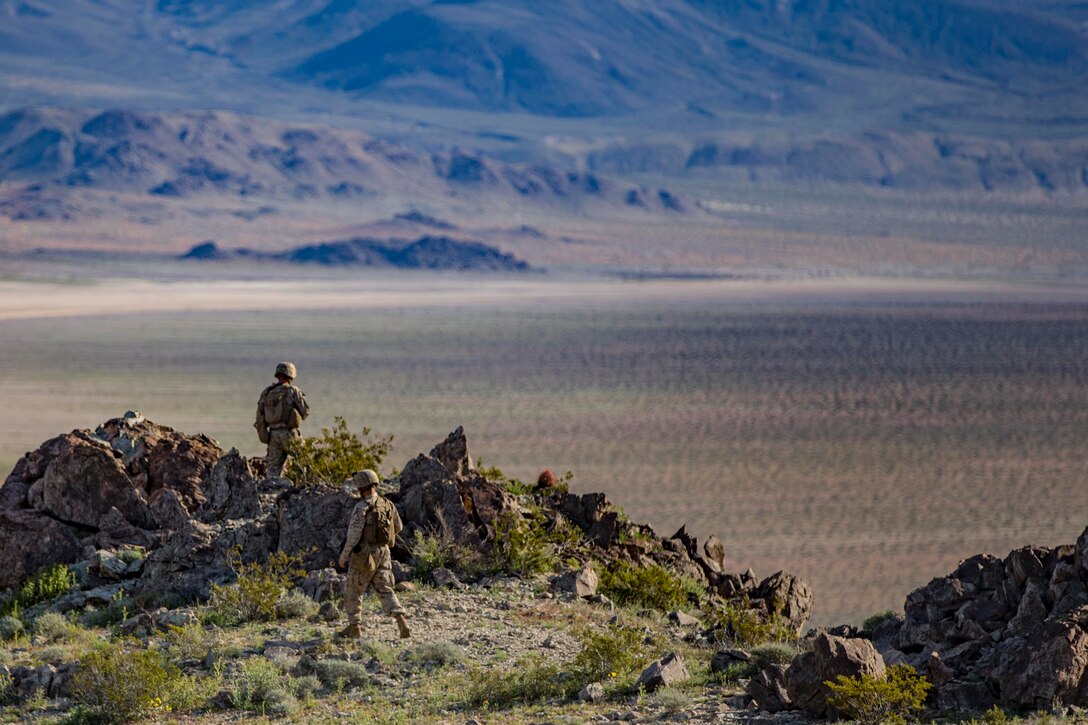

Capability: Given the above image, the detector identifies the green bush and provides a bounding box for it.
[286,417,393,486]
[402,641,465,670]
[750,642,798,669]
[1,563,76,616]
[862,609,898,632]
[275,589,318,620]
[568,624,649,691]
[487,512,558,577]
[598,559,699,612]
[708,600,794,648]
[81,589,130,628]
[825,663,932,725]
[409,528,461,579]
[651,687,694,715]
[208,548,306,624]
[71,640,179,723]
[300,658,372,690]
[230,657,301,715]
[33,610,73,641]
[0,614,25,640]
[462,654,565,708]
[0,669,14,705]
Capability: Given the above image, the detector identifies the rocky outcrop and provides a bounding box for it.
[0,509,81,589]
[785,632,886,717]
[276,487,356,569]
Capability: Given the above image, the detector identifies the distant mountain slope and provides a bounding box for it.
[0,107,685,214]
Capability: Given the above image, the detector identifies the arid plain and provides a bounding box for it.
[1,274,1085,627]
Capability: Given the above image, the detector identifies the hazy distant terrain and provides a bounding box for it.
[1,277,1085,625]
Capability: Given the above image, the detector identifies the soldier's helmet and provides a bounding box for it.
[275,361,297,379]
[350,469,380,491]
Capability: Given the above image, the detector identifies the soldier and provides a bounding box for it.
[338,469,411,639]
[254,361,310,479]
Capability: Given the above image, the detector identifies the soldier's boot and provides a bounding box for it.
[394,613,411,639]
[338,621,363,639]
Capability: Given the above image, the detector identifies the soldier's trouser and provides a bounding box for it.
[266,427,300,478]
[343,546,405,624]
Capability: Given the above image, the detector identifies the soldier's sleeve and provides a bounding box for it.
[339,502,369,560]
[293,387,310,420]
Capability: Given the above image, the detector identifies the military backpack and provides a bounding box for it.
[262,384,303,428]
[361,496,399,548]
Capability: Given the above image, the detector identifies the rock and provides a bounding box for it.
[747,663,792,713]
[935,680,1000,713]
[0,478,28,510]
[94,550,129,580]
[990,605,1088,709]
[711,648,750,673]
[397,466,480,546]
[391,559,413,583]
[0,509,81,589]
[96,414,221,510]
[668,610,700,627]
[785,632,886,717]
[47,663,76,698]
[15,664,56,699]
[152,607,198,629]
[121,612,153,636]
[461,474,520,531]
[149,488,192,531]
[319,601,341,622]
[553,565,599,597]
[300,568,345,602]
[751,571,814,636]
[277,487,357,569]
[395,581,416,592]
[928,651,954,687]
[702,534,726,573]
[1005,547,1048,586]
[139,518,278,601]
[97,506,156,548]
[432,568,465,589]
[199,449,260,522]
[578,681,606,702]
[635,652,689,692]
[585,594,615,611]
[429,426,474,477]
[39,433,155,529]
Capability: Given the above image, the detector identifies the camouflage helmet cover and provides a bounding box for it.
[351,469,380,491]
[275,361,297,379]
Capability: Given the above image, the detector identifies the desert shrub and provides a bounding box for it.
[71,640,178,723]
[975,705,1010,724]
[303,658,372,690]
[208,548,306,624]
[652,686,694,715]
[230,657,300,715]
[708,600,794,648]
[0,614,25,640]
[115,548,145,565]
[360,640,397,666]
[275,589,318,620]
[81,589,130,628]
[478,461,533,496]
[0,669,14,705]
[1,563,76,616]
[409,527,460,579]
[862,609,898,632]
[401,641,465,670]
[33,610,73,641]
[750,642,798,669]
[163,621,208,661]
[568,624,649,691]
[165,671,219,713]
[599,559,698,612]
[825,663,932,725]
[488,511,558,577]
[462,654,565,708]
[286,417,392,487]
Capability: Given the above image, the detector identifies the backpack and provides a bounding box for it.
[363,496,400,548]
[263,384,302,428]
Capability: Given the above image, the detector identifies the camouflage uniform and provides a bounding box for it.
[339,471,410,638]
[254,362,309,479]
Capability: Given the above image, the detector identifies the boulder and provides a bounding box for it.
[429,426,474,478]
[752,571,814,636]
[276,487,357,569]
[0,509,81,589]
[432,567,465,589]
[461,474,520,531]
[577,681,605,702]
[553,565,599,597]
[96,413,221,510]
[139,518,278,601]
[711,648,750,673]
[39,433,154,529]
[398,471,479,546]
[0,477,28,510]
[747,663,792,713]
[785,632,886,717]
[14,664,55,700]
[199,450,260,522]
[635,652,689,692]
[300,568,346,602]
[668,610,700,627]
[149,488,192,532]
[990,605,1088,709]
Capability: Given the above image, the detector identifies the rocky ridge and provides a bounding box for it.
[2,415,1087,720]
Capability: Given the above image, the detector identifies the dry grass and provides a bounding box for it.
[0,279,1086,625]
